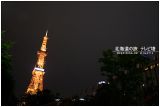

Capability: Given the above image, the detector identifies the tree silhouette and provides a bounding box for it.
[1,31,16,105]
[98,49,151,105]
[18,89,55,106]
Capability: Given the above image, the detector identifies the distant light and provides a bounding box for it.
[98,81,106,85]
[72,99,76,102]
[142,84,145,87]
[79,98,85,101]
[107,82,110,84]
[22,101,26,105]
[150,65,153,69]
[145,67,148,71]
[55,98,60,102]
[34,67,44,71]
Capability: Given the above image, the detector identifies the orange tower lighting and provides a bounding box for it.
[26,31,48,95]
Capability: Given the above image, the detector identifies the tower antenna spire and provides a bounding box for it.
[45,30,48,36]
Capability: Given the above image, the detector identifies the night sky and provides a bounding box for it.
[2,1,159,97]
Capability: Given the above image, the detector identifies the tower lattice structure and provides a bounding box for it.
[26,31,48,95]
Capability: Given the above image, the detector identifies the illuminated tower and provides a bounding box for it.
[26,31,48,95]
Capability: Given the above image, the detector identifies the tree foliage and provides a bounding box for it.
[1,31,16,105]
[98,49,151,105]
